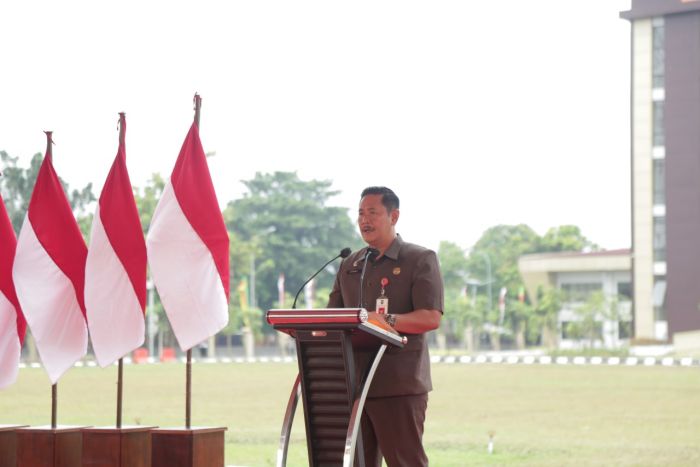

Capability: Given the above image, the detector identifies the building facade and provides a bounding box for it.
[621,0,700,349]
[519,250,632,349]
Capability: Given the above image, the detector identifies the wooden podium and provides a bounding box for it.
[15,426,85,467]
[266,308,406,467]
[151,427,226,467]
[82,426,155,467]
[0,425,28,467]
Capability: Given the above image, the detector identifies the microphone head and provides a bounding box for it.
[340,247,352,258]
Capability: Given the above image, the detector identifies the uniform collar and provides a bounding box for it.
[381,234,403,261]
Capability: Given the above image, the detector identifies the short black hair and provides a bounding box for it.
[361,186,399,212]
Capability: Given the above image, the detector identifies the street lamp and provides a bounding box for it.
[465,278,482,306]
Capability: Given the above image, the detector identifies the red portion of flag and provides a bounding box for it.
[171,122,230,299]
[98,119,147,311]
[0,194,26,344]
[27,149,88,315]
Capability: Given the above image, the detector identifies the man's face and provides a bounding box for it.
[358,194,398,247]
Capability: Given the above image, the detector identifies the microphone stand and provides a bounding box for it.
[292,248,350,309]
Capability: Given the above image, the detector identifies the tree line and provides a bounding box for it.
[2,150,611,355]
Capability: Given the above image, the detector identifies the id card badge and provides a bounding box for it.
[376,277,390,314]
[376,297,389,315]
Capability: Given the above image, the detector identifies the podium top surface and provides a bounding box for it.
[0,424,29,431]
[83,426,157,433]
[151,426,227,434]
[267,308,407,347]
[17,425,89,433]
[267,308,368,325]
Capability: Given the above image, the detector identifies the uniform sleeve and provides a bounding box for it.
[411,250,444,313]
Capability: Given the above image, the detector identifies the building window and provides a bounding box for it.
[652,17,665,89]
[653,278,667,320]
[617,282,632,301]
[653,101,665,147]
[653,217,666,262]
[560,283,602,302]
[653,158,665,205]
[618,320,632,339]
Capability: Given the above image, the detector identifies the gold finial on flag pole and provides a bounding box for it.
[118,113,126,147]
[193,93,202,128]
[44,131,54,160]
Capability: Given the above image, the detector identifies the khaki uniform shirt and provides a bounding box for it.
[327,234,444,398]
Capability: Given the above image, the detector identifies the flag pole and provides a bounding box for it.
[114,113,127,430]
[186,350,192,429]
[51,383,57,428]
[185,94,201,430]
[44,131,58,430]
[116,358,123,428]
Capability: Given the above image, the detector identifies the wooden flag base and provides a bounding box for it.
[82,426,155,467]
[0,425,28,467]
[151,427,226,467]
[16,426,86,467]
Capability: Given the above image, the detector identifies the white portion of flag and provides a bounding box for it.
[0,291,21,389]
[147,181,228,351]
[85,205,145,367]
[12,216,87,384]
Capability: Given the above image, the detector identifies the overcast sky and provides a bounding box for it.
[1,0,632,252]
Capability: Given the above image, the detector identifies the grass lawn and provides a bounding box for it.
[2,361,699,466]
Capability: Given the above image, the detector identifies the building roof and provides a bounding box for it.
[518,249,632,305]
[620,0,700,21]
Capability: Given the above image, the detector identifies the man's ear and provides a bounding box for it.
[391,209,400,225]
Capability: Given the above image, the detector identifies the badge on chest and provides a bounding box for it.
[376,277,389,314]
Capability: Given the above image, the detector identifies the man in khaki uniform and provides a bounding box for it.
[328,186,444,466]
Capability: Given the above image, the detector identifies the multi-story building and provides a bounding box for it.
[621,0,700,350]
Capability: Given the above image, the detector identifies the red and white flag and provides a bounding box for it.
[85,114,147,367]
[12,133,88,384]
[0,192,27,389]
[146,108,229,351]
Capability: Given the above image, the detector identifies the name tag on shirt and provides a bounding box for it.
[376,297,388,314]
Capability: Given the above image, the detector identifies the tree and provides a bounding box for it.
[569,291,606,348]
[534,286,564,348]
[466,225,540,349]
[467,224,540,294]
[463,223,601,350]
[506,299,533,350]
[540,225,599,253]
[437,241,469,349]
[133,172,165,235]
[224,172,363,315]
[1,151,95,238]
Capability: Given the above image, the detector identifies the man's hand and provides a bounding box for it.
[368,309,442,334]
[367,311,399,335]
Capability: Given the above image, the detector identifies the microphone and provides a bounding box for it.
[292,247,352,309]
[358,247,379,308]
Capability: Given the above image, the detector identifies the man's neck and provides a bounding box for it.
[369,233,397,257]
